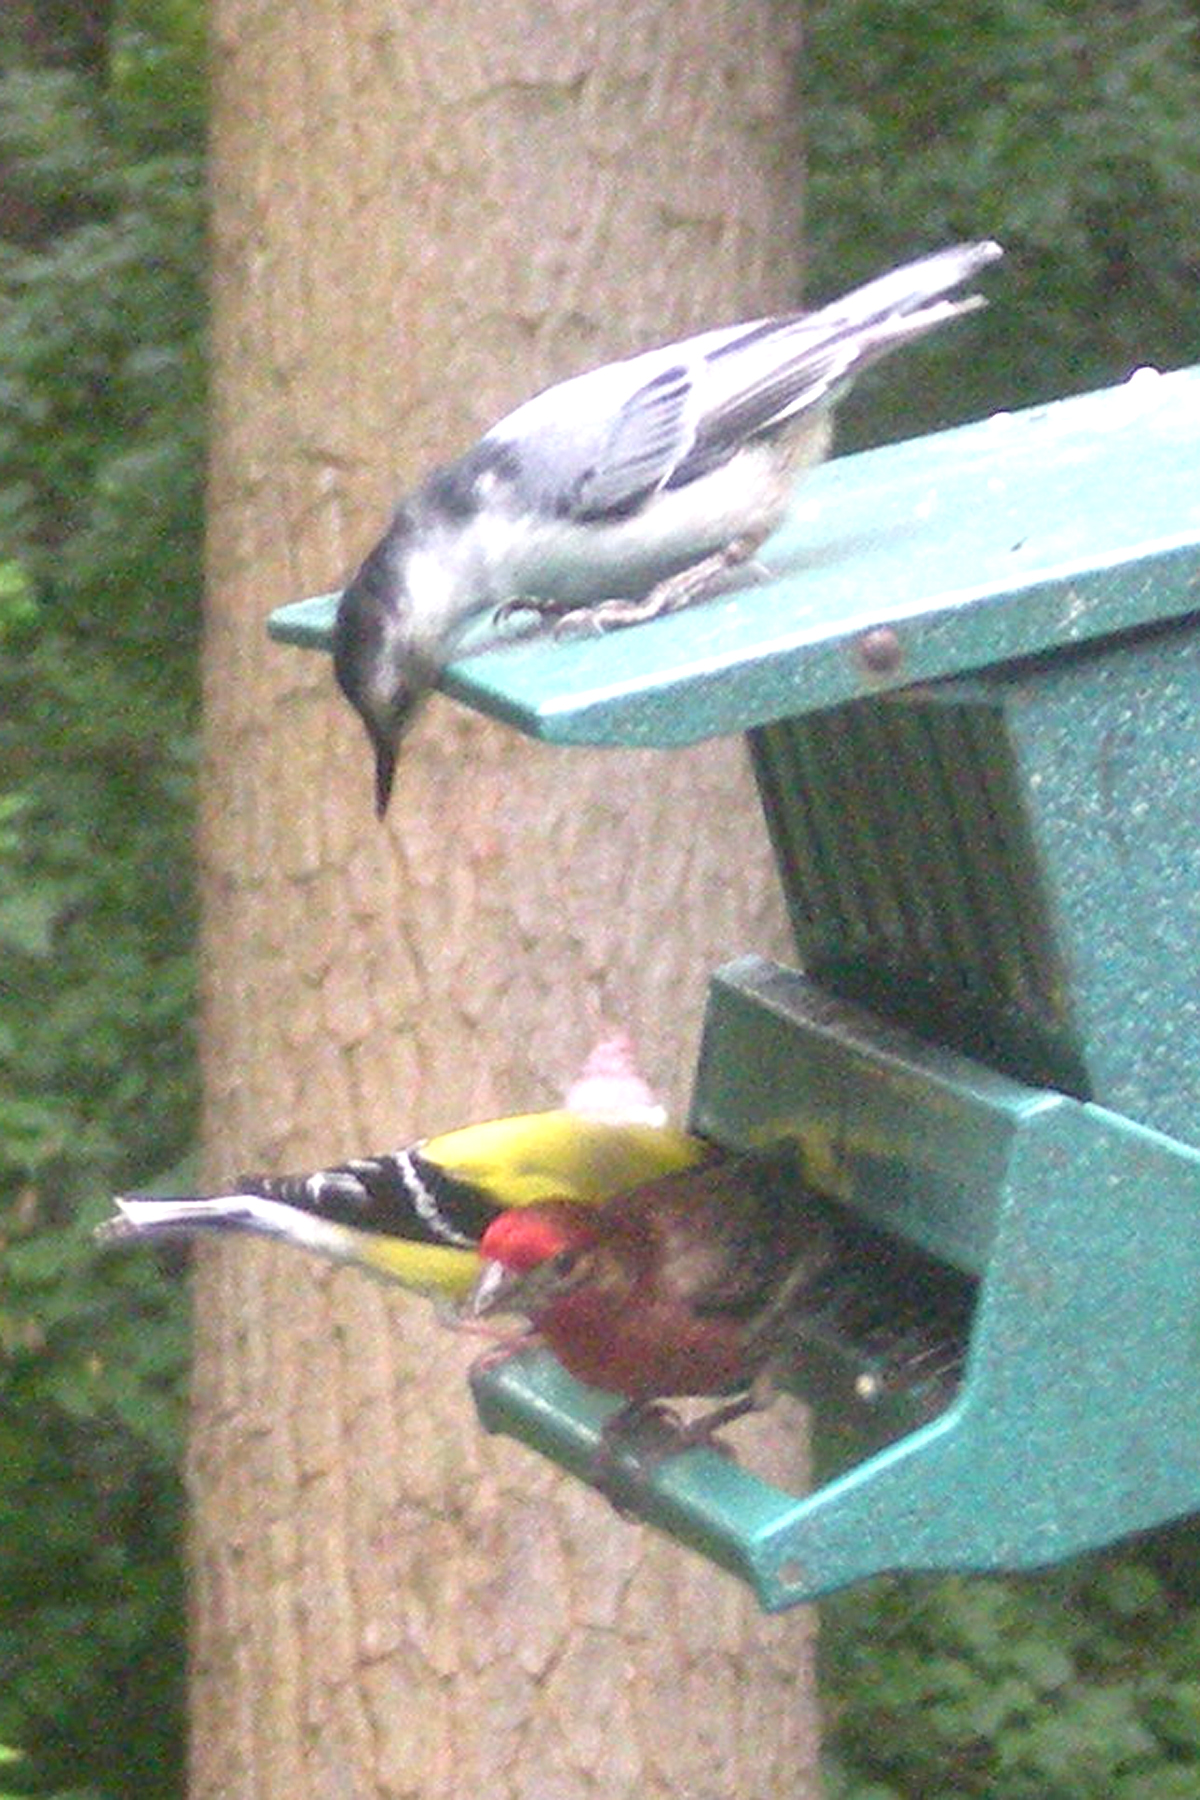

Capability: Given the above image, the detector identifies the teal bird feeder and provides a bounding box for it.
[270,364,1200,1610]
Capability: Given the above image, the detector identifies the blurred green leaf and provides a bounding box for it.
[0,4,200,1797]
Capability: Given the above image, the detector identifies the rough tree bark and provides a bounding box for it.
[197,2,821,1795]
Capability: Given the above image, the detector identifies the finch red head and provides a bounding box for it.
[470,1150,834,1408]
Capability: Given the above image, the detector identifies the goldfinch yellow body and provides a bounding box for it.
[99,1109,707,1302]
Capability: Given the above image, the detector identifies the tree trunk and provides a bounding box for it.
[197,3,820,1795]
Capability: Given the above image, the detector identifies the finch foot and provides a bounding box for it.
[669,1391,757,1450]
[586,1397,748,1515]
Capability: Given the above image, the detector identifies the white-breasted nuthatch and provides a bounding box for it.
[333,241,1003,814]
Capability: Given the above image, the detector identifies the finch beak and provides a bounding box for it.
[467,1259,528,1319]
[468,1254,588,1321]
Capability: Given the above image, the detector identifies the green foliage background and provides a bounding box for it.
[805,0,1200,446]
[0,0,1195,1796]
[822,1559,1200,1800]
[0,1,202,1794]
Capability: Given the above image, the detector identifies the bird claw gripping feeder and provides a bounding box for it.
[271,361,1200,1610]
